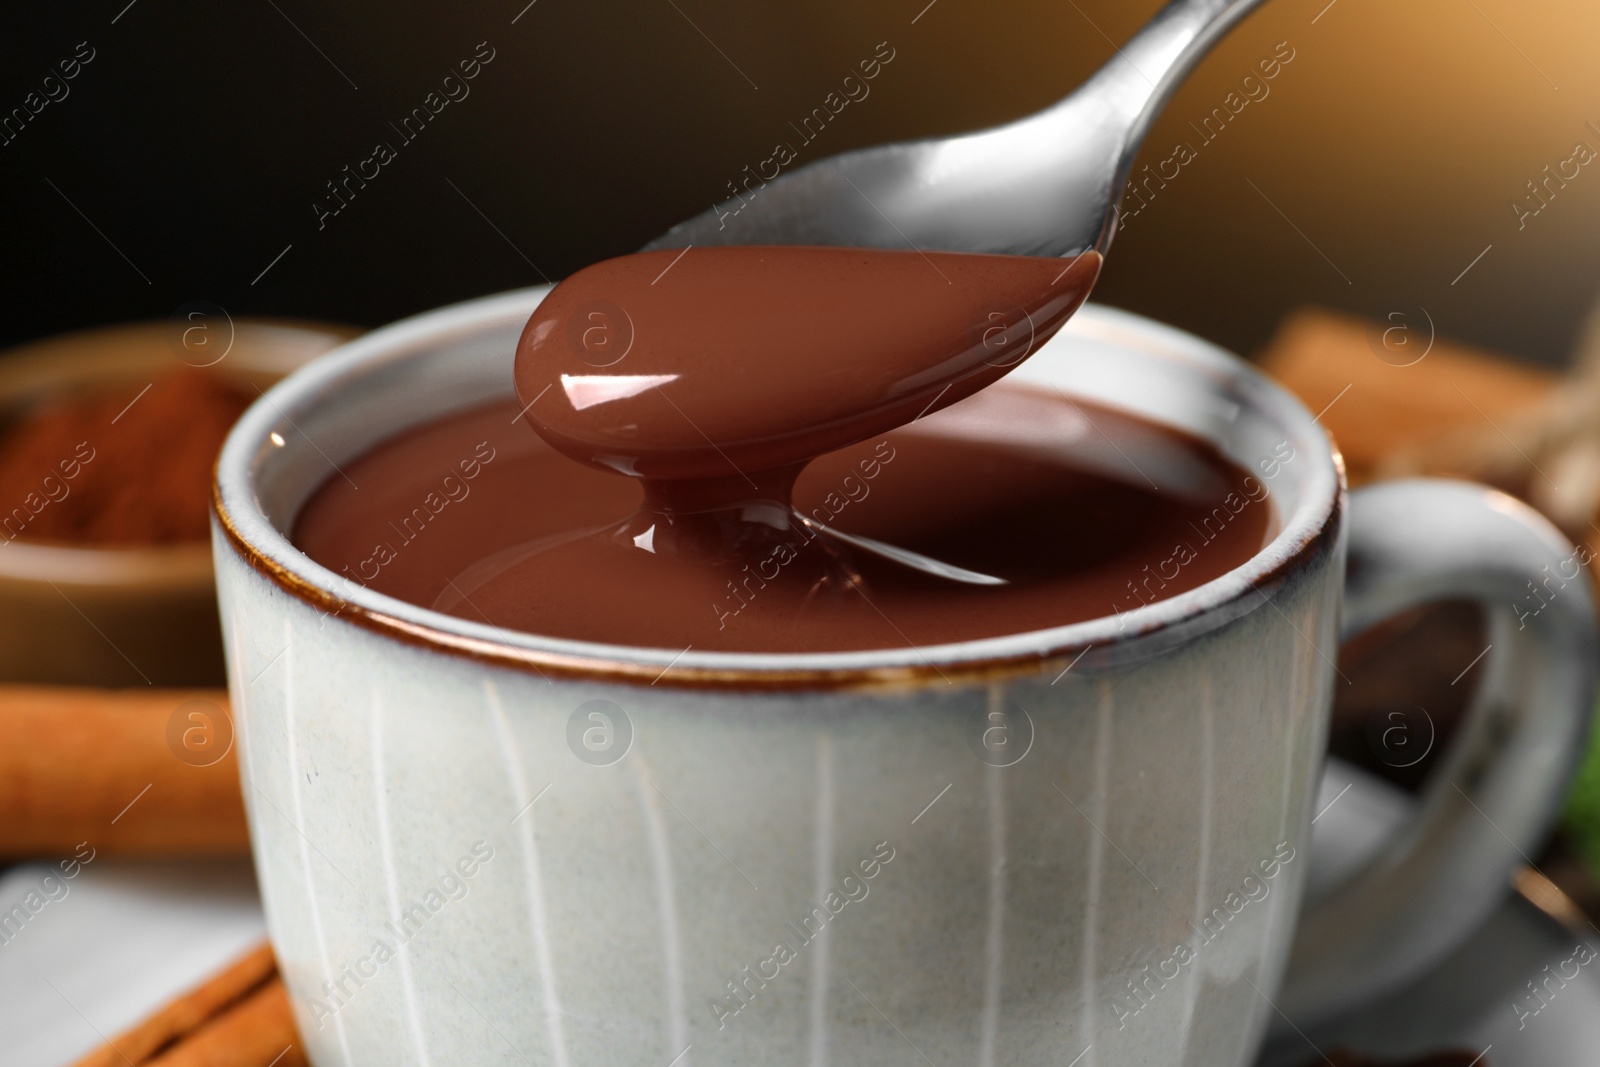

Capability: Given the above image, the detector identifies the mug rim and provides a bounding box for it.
[213,288,1344,691]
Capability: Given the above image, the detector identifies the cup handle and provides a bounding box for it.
[1277,478,1599,1024]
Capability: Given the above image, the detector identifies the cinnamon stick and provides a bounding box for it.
[69,943,277,1067]
[0,686,248,857]
[144,978,307,1067]
[1260,308,1556,484]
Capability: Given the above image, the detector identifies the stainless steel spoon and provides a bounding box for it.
[644,0,1267,258]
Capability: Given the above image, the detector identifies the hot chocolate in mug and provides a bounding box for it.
[214,294,1596,1066]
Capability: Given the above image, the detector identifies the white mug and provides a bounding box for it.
[214,293,1597,1066]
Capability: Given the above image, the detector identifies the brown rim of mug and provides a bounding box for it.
[210,470,1343,694]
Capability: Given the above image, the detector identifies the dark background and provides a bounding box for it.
[3,0,1598,366]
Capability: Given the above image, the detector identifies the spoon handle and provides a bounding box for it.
[1081,0,1270,159]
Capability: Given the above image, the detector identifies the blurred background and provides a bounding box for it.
[2,0,1597,366]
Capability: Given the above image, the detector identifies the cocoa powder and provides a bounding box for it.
[0,370,251,545]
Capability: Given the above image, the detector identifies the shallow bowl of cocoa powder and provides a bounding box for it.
[0,318,357,685]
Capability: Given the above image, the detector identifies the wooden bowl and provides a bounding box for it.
[0,318,358,686]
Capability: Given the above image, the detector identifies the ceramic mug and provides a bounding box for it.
[214,293,1597,1067]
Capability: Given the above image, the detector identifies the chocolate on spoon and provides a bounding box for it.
[515,245,1100,483]
[510,245,1098,586]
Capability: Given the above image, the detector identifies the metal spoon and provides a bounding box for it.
[644,0,1267,258]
